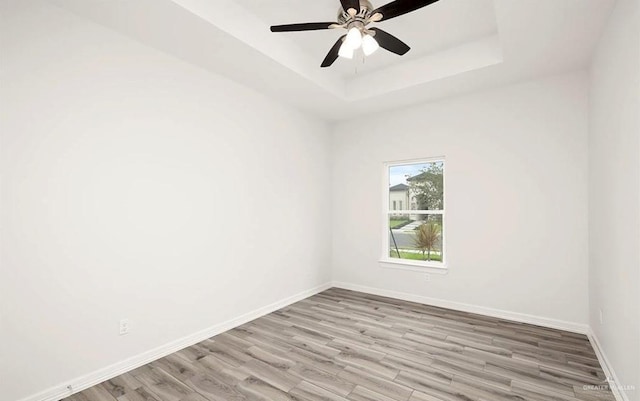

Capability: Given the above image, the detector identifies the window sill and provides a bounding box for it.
[379,258,449,274]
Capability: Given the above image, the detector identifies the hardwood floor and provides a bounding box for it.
[63,288,614,401]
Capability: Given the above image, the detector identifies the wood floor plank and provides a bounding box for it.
[395,368,452,388]
[101,373,143,399]
[244,345,297,370]
[346,385,398,401]
[446,335,512,356]
[133,366,194,401]
[512,379,583,401]
[430,357,512,391]
[235,376,297,401]
[80,386,118,401]
[178,340,217,363]
[177,393,209,401]
[62,289,613,401]
[450,374,528,401]
[289,380,350,401]
[289,362,356,396]
[238,359,301,392]
[379,354,435,378]
[335,355,399,381]
[116,386,161,401]
[394,370,474,401]
[408,390,448,401]
[338,366,413,401]
[150,354,199,383]
[184,371,245,401]
[484,361,576,395]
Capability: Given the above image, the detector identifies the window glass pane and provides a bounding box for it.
[389,161,444,211]
[389,214,443,263]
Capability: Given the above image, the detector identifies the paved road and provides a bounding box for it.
[389,230,415,248]
[390,229,442,252]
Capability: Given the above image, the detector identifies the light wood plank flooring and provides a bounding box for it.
[63,288,614,401]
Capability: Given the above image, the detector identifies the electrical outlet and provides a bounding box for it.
[119,319,130,335]
[425,273,431,282]
[599,309,603,325]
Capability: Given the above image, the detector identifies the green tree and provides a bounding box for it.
[413,221,441,261]
[407,163,443,211]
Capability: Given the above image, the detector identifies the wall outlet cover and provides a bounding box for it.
[119,319,130,335]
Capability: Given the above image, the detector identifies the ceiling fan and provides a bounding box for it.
[270,0,440,68]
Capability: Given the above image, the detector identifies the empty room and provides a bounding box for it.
[1,0,639,400]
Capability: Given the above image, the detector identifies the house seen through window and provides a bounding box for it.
[386,159,445,267]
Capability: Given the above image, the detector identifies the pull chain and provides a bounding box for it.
[353,49,366,75]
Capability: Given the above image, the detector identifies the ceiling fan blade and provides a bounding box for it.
[340,0,360,14]
[270,22,336,32]
[372,0,439,21]
[370,28,410,55]
[321,35,347,68]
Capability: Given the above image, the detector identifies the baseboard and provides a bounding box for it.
[587,329,630,401]
[332,281,590,334]
[19,281,333,401]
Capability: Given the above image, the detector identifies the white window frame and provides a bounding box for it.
[380,157,447,273]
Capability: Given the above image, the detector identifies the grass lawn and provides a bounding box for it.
[390,219,410,229]
[390,250,442,262]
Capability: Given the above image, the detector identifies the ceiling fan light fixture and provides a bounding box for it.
[362,34,379,56]
[345,27,363,49]
[338,42,354,59]
[269,0,439,68]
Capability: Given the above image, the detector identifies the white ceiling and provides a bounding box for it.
[49,0,615,121]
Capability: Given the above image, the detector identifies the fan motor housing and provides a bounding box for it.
[337,0,374,24]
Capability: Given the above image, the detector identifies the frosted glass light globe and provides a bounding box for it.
[338,42,354,59]
[345,27,363,49]
[362,34,379,56]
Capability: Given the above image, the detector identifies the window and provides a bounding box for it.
[383,158,445,269]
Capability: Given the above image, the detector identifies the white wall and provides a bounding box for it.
[331,73,590,326]
[0,2,332,400]
[588,0,640,398]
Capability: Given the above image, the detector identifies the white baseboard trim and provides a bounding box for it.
[587,329,630,401]
[19,282,333,401]
[332,281,590,334]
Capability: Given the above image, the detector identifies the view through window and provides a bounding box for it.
[386,159,445,266]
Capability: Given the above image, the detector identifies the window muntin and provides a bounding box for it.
[385,159,445,267]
